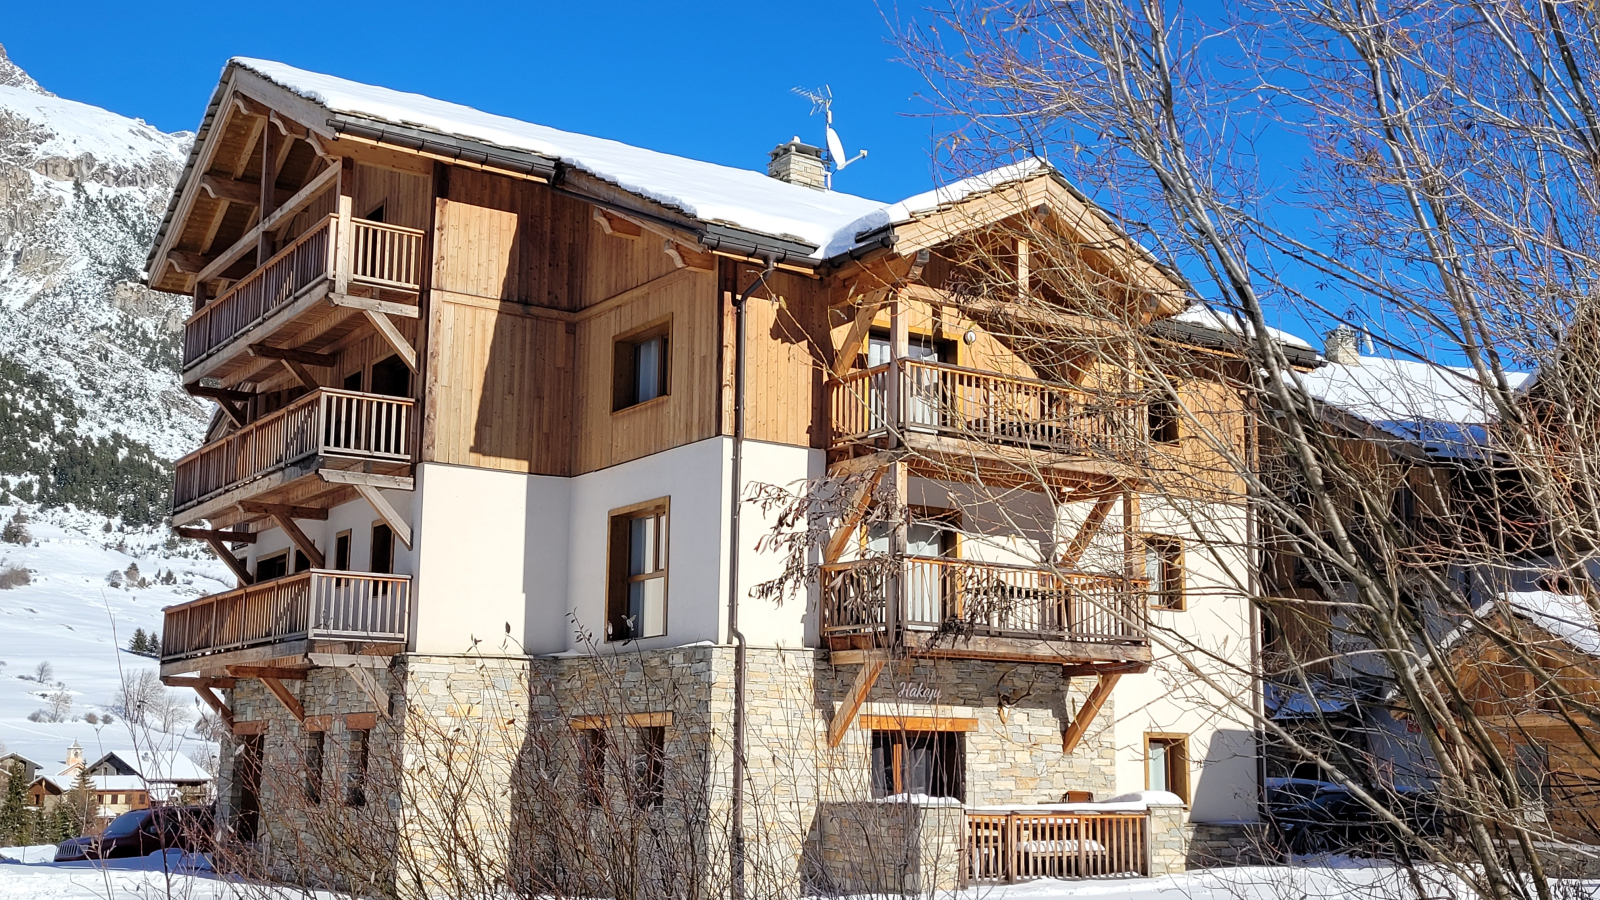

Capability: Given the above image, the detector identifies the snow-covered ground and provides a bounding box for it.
[1,847,1596,900]
[0,500,232,773]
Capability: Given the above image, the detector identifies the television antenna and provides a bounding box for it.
[792,85,867,187]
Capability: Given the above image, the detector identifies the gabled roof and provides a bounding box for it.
[149,58,1189,305]
[1300,357,1531,459]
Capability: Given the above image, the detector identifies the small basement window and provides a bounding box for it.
[613,323,670,411]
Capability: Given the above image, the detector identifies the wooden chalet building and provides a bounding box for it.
[148,59,1264,889]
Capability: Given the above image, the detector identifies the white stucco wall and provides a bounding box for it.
[242,491,416,577]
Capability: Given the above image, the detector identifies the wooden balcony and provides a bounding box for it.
[820,556,1150,665]
[181,214,424,382]
[160,570,411,674]
[171,388,412,525]
[966,809,1150,882]
[828,361,1143,482]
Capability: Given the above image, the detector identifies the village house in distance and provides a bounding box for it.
[146,58,1282,891]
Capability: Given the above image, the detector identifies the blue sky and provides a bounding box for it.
[3,0,938,205]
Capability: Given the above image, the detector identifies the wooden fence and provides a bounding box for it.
[820,557,1147,644]
[172,388,412,511]
[182,216,424,367]
[829,360,1142,459]
[161,570,411,662]
[967,810,1149,882]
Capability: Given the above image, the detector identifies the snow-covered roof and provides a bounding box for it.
[228,59,1060,262]
[1301,356,1530,455]
[1492,591,1600,658]
[1171,305,1315,352]
[91,750,210,783]
[33,774,152,793]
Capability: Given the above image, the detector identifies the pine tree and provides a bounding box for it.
[128,628,147,655]
[60,767,95,838]
[0,761,27,845]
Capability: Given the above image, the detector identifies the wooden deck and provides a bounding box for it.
[820,556,1150,664]
[160,570,411,675]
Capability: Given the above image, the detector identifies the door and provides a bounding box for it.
[869,517,949,627]
[868,335,947,432]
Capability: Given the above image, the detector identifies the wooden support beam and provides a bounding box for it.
[226,665,310,680]
[592,207,642,238]
[328,293,420,318]
[256,508,325,570]
[195,162,341,286]
[237,501,329,521]
[189,685,233,729]
[195,536,252,585]
[361,309,418,372]
[823,468,886,564]
[198,175,291,208]
[1062,672,1121,753]
[165,676,238,689]
[278,358,321,390]
[320,471,413,548]
[165,250,214,275]
[248,343,338,367]
[186,384,253,404]
[663,239,714,271]
[831,291,887,379]
[174,526,257,545]
[260,676,305,724]
[1058,494,1117,569]
[828,655,886,748]
[341,666,390,719]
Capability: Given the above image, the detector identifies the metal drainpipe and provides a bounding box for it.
[729,254,775,899]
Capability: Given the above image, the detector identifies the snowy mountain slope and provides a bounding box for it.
[0,44,206,472]
[0,499,232,776]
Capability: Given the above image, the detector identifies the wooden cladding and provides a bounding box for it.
[820,557,1148,646]
[967,810,1149,882]
[161,570,412,663]
[173,389,413,511]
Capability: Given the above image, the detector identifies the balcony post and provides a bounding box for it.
[334,158,354,294]
[885,296,909,650]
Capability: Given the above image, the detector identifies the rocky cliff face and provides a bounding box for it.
[0,45,207,523]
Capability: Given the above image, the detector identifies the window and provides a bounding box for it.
[607,502,668,641]
[294,549,311,573]
[343,370,363,392]
[344,728,370,807]
[872,731,965,801]
[255,551,289,582]
[304,731,325,805]
[632,726,666,808]
[371,354,410,398]
[1514,741,1551,814]
[371,523,394,575]
[1143,536,1185,610]
[1146,735,1189,802]
[235,734,263,842]
[580,729,607,806]
[363,203,385,224]
[1148,398,1180,444]
[613,323,670,411]
[334,531,352,572]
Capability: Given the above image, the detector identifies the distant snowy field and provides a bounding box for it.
[0,499,232,769]
[2,848,1595,900]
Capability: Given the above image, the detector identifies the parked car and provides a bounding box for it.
[1266,778,1444,856]
[54,805,214,861]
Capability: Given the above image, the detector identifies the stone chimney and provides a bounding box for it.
[767,137,826,191]
[1324,325,1362,366]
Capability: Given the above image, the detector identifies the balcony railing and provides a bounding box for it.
[829,360,1142,460]
[172,388,412,512]
[820,557,1147,645]
[182,215,425,368]
[967,809,1149,882]
[161,570,412,663]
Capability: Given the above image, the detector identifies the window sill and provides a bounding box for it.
[612,394,671,416]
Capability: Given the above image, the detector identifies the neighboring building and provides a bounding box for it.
[147,58,1270,890]
[23,742,214,818]
[0,752,41,785]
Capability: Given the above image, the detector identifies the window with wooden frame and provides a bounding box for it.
[1145,734,1190,802]
[334,530,352,572]
[344,727,370,808]
[1142,535,1185,610]
[1148,397,1181,444]
[633,726,666,808]
[255,550,289,582]
[607,500,669,641]
[371,522,394,575]
[613,320,670,411]
[871,730,965,801]
[304,730,325,805]
[579,728,607,807]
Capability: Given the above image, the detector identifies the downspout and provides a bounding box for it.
[729,254,775,899]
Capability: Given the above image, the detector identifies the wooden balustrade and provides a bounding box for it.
[172,389,413,512]
[181,215,424,368]
[821,557,1147,645]
[967,810,1149,882]
[829,360,1143,459]
[161,570,412,663]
